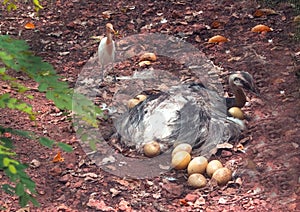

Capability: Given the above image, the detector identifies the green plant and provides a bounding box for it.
[0,35,101,208]
[2,0,44,12]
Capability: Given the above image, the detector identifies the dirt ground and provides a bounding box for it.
[0,0,300,211]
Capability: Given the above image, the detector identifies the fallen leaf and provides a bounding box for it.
[102,10,113,19]
[208,35,228,43]
[251,24,273,33]
[25,22,35,29]
[30,159,41,168]
[118,199,131,211]
[216,142,233,149]
[211,20,223,28]
[110,188,121,197]
[195,35,201,43]
[253,8,277,17]
[179,198,189,206]
[87,199,114,211]
[218,197,228,204]
[293,15,300,23]
[52,151,64,163]
[16,207,30,212]
[235,143,245,152]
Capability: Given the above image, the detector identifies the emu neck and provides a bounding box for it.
[232,87,246,108]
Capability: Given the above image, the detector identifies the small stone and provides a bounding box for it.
[73,180,83,188]
[58,174,70,183]
[50,165,62,176]
[30,159,41,168]
[185,193,199,202]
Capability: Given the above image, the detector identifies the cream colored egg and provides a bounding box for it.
[187,156,208,175]
[228,107,244,120]
[139,52,157,62]
[172,143,192,157]
[138,60,151,67]
[206,160,223,177]
[136,94,147,102]
[212,167,232,185]
[127,98,141,109]
[187,173,207,188]
[171,151,191,170]
[143,141,161,157]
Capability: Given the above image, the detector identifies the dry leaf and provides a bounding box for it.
[102,10,113,19]
[253,8,277,17]
[211,20,223,28]
[294,15,300,23]
[195,35,201,43]
[179,199,189,206]
[208,35,228,43]
[235,144,245,152]
[24,22,35,29]
[216,142,233,149]
[52,151,64,163]
[251,24,273,33]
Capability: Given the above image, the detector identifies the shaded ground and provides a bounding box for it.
[0,0,300,211]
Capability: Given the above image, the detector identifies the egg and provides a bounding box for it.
[172,143,192,157]
[212,167,232,185]
[187,173,207,188]
[228,107,244,120]
[187,156,208,175]
[138,61,151,67]
[171,151,191,170]
[206,160,223,177]
[143,141,161,157]
[127,98,141,109]
[139,52,157,62]
[136,94,147,102]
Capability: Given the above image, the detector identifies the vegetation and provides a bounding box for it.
[0,35,100,207]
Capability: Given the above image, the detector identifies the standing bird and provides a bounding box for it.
[115,71,259,156]
[98,23,116,81]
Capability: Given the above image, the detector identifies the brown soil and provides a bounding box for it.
[0,0,299,211]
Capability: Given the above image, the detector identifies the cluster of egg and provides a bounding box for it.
[171,143,232,188]
[129,93,233,188]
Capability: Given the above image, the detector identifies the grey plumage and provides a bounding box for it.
[115,71,258,157]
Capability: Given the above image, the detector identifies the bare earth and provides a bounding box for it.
[0,0,299,211]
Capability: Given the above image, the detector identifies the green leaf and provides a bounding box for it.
[8,164,17,174]
[2,184,14,195]
[20,177,36,193]
[26,95,34,100]
[9,128,34,139]
[28,195,40,206]
[0,67,6,74]
[57,142,73,152]
[89,140,97,151]
[15,182,25,196]
[38,137,54,148]
[3,157,10,167]
[19,193,30,208]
